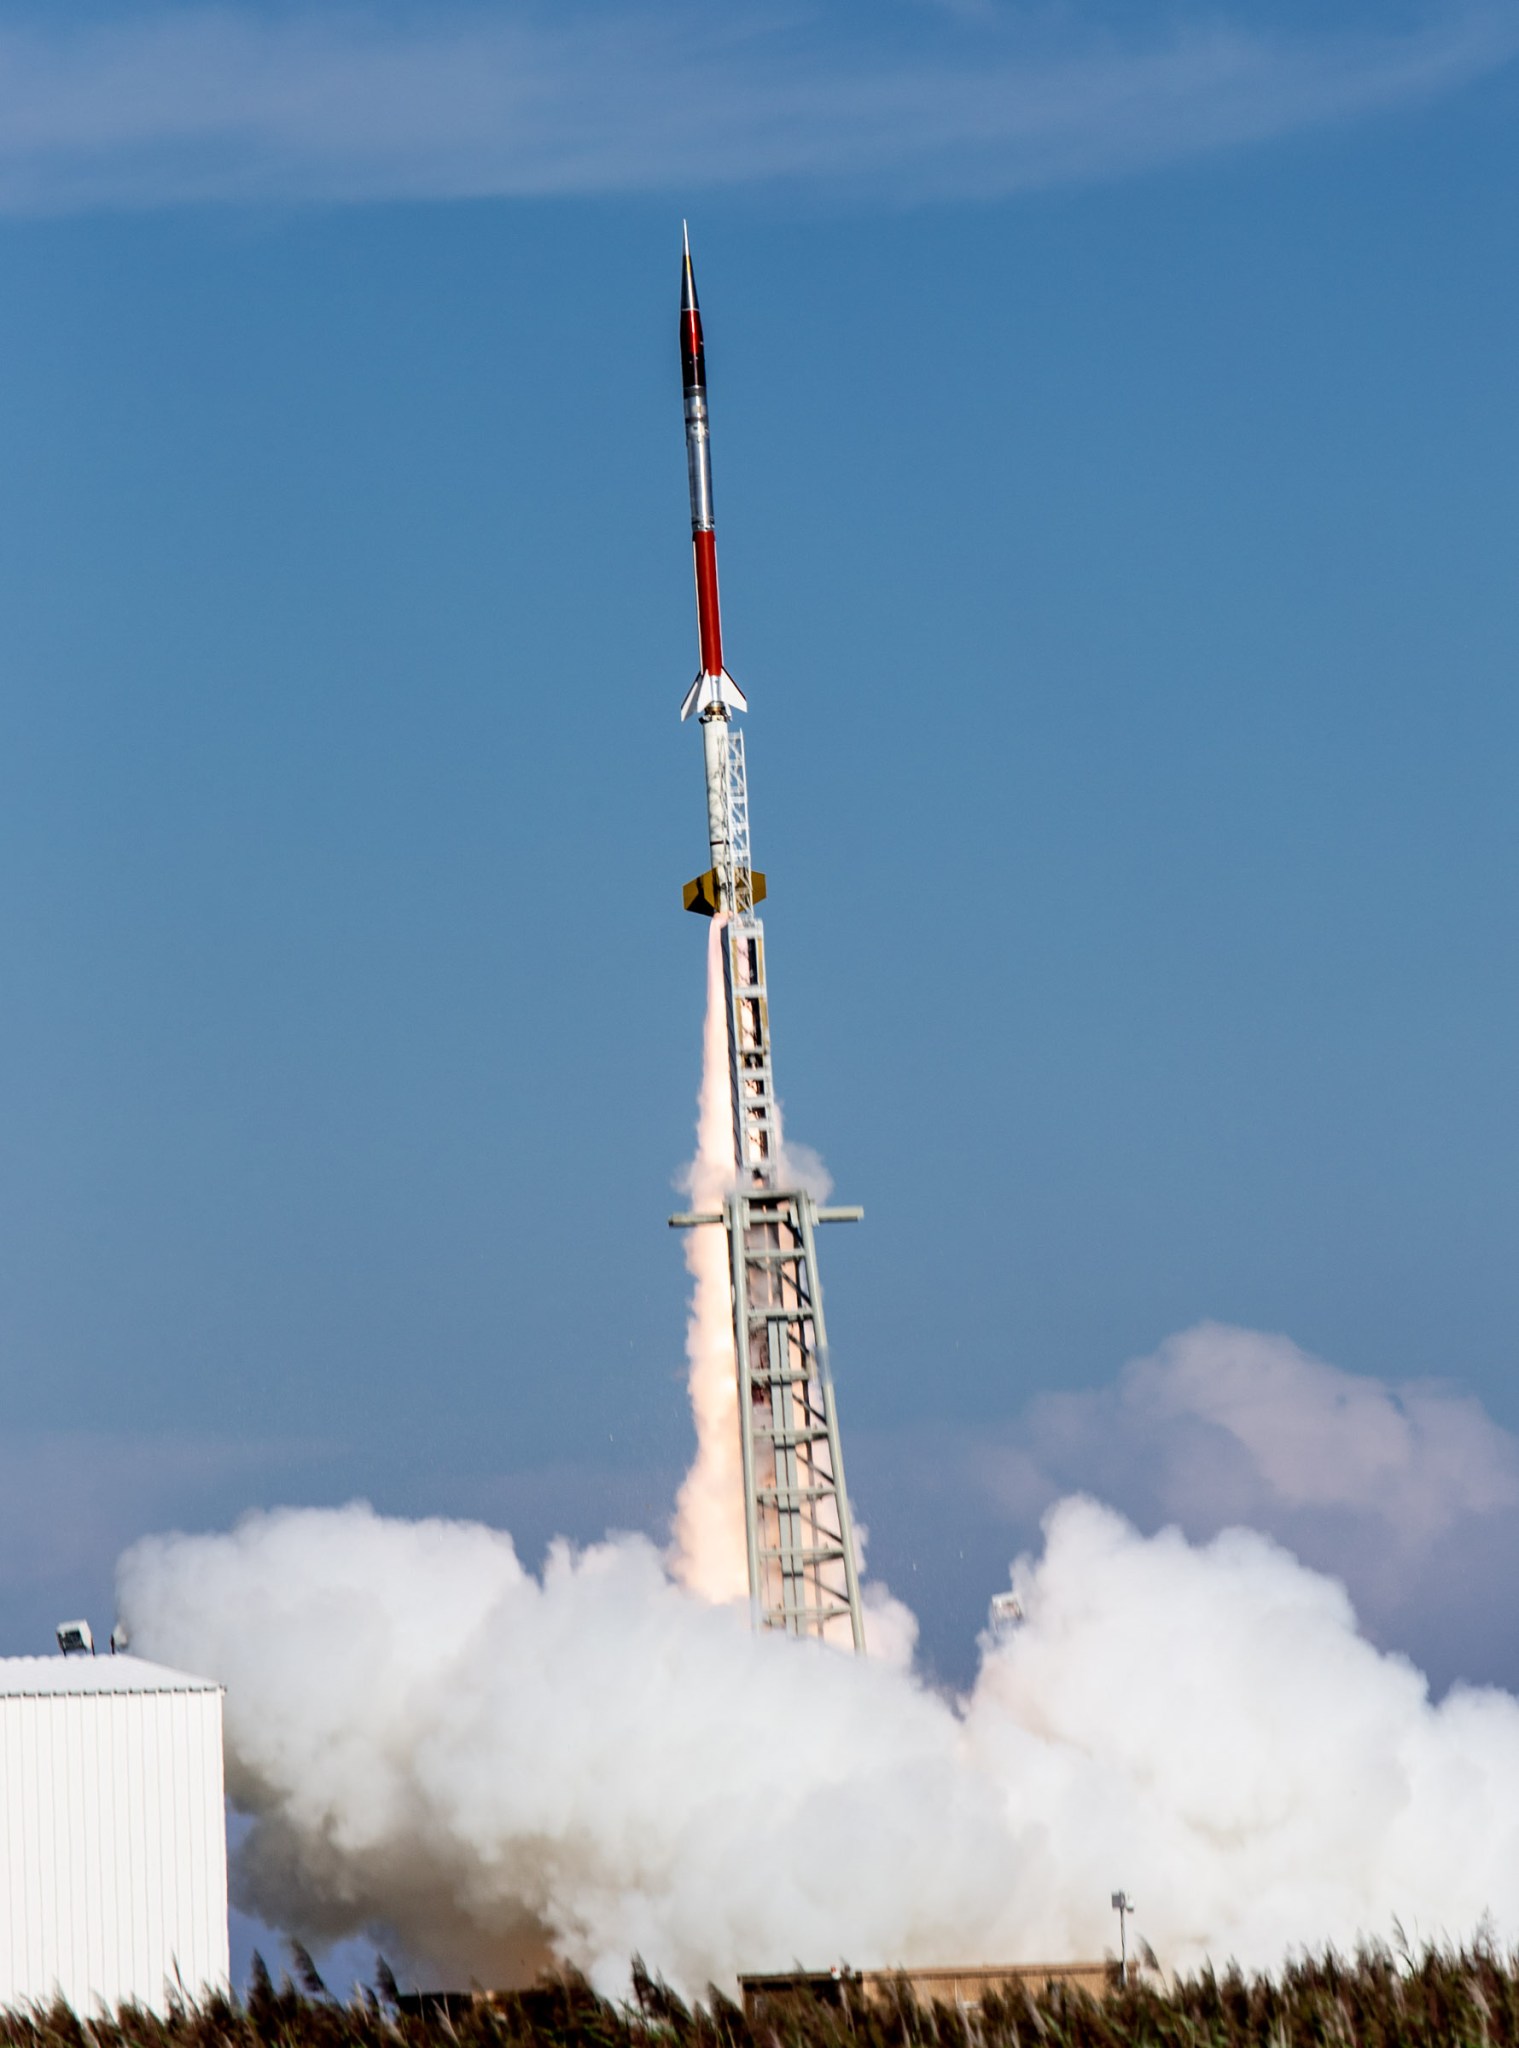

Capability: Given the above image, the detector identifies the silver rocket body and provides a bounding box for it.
[685,382,714,534]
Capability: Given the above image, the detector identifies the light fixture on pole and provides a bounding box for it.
[1111,1891,1135,1987]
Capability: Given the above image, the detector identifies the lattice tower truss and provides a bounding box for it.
[675,710,867,1651]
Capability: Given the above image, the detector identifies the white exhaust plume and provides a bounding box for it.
[668,914,748,1602]
[668,915,916,1663]
[120,1491,1519,1993]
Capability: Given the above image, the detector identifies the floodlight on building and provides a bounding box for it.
[56,1620,93,1657]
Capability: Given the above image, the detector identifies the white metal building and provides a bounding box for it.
[0,1653,229,2016]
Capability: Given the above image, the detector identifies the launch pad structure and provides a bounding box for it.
[672,717,867,1651]
[667,228,866,1652]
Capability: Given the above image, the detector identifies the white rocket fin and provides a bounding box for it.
[679,669,748,721]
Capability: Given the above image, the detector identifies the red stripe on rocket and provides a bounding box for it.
[678,224,747,722]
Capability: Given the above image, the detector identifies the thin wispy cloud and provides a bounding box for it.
[0,1,1511,212]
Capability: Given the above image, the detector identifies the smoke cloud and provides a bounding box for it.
[119,1491,1519,1993]
[1003,1323,1519,1540]
[956,1322,1519,1692]
[110,909,1519,1991]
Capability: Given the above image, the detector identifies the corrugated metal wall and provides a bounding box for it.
[0,1683,229,2014]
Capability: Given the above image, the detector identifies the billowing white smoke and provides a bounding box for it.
[119,1493,1519,1993]
[112,941,1519,1989]
[963,1322,1519,1692]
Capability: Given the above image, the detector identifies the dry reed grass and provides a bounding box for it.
[3,1941,1516,2048]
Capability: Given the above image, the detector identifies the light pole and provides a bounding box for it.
[1111,1891,1135,1988]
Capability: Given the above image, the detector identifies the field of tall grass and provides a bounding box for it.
[4,1944,1518,2048]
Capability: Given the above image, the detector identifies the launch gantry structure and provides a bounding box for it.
[668,226,867,1652]
[672,711,867,1652]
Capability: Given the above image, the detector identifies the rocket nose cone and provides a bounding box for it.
[681,223,699,313]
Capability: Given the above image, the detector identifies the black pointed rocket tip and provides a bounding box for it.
[681,221,699,312]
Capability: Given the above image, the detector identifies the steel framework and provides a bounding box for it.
[674,713,867,1650]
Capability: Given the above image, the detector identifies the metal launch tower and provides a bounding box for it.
[669,230,867,1652]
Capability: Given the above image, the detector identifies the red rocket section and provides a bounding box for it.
[693,530,723,678]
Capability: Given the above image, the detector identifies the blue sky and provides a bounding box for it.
[0,0,1514,1770]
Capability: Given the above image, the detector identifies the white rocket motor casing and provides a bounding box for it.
[681,667,747,721]
[702,711,732,878]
